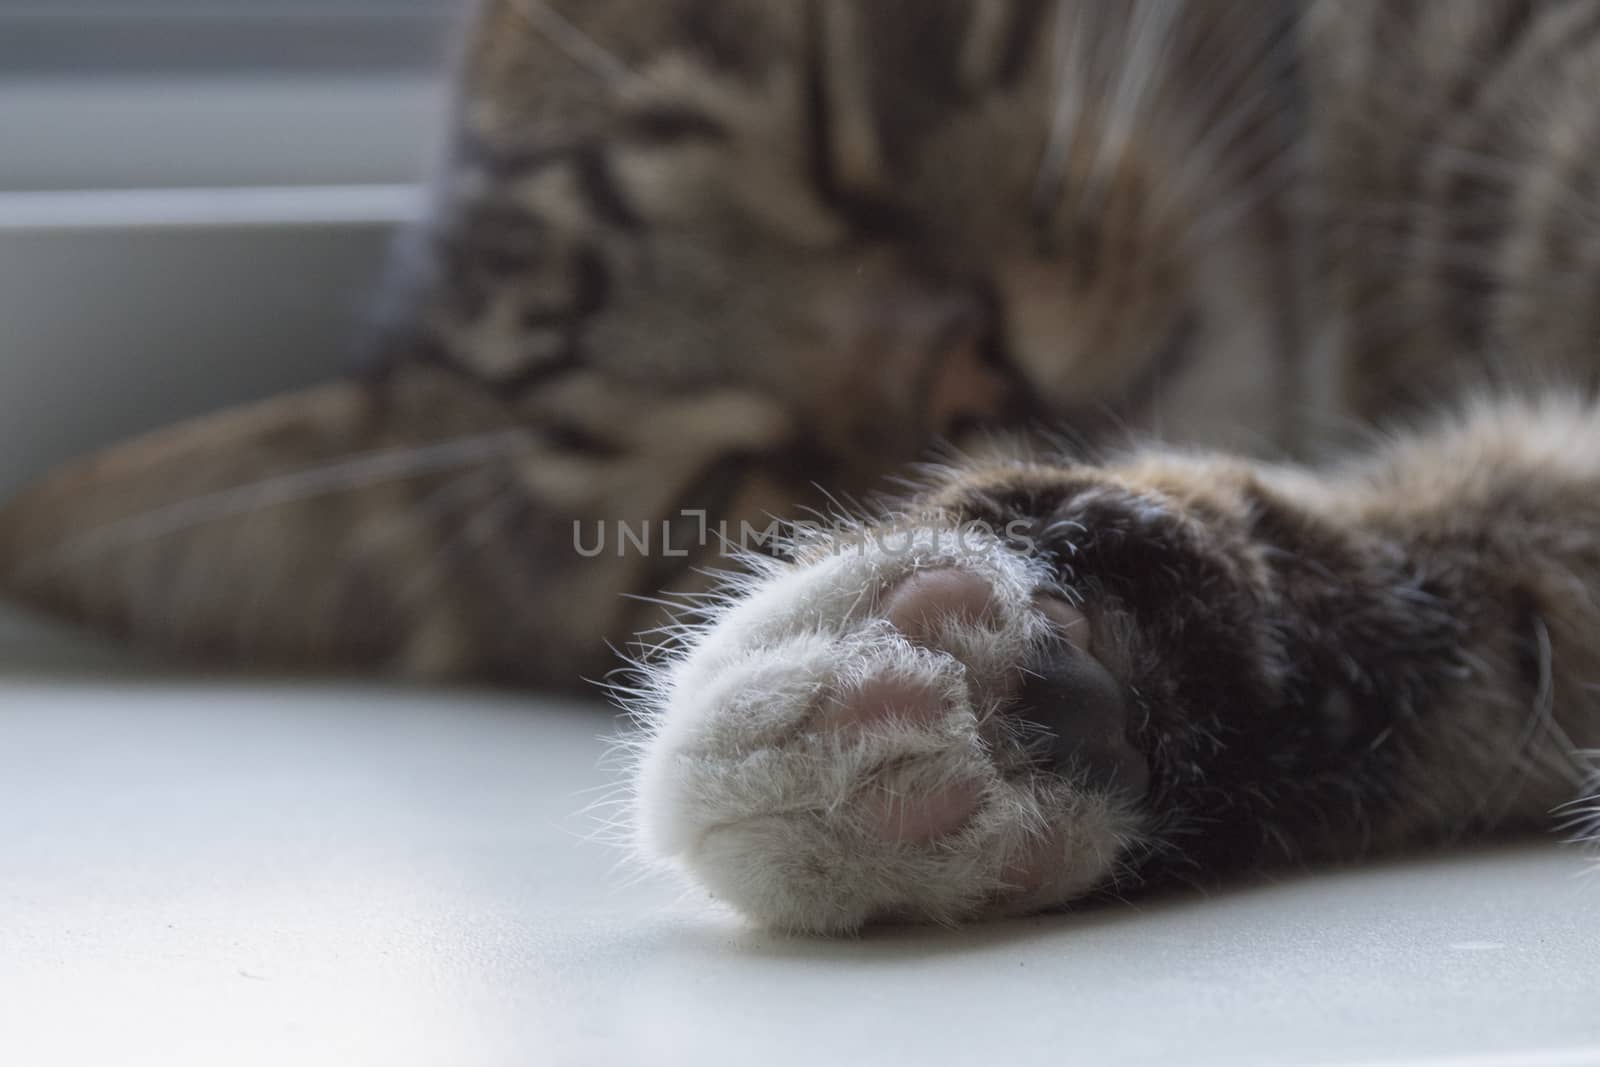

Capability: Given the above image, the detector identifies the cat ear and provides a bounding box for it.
[0,368,541,680]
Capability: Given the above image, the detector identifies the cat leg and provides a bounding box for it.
[632,395,1600,931]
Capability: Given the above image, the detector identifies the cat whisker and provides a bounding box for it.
[1175,148,1301,252]
[13,429,540,582]
[503,0,636,85]
[1032,0,1087,217]
[1153,11,1302,227]
[1082,0,1182,222]
[387,474,532,615]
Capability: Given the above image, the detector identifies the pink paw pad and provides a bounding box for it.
[882,566,1000,642]
[827,567,1010,845]
[863,778,985,844]
[824,673,949,730]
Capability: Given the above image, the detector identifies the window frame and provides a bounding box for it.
[0,3,467,77]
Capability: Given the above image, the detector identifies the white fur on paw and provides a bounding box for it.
[631,528,1145,933]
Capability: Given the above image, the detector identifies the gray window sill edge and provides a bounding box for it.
[0,11,464,77]
[1,73,451,191]
[0,185,426,231]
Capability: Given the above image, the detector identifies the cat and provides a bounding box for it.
[3,0,1599,932]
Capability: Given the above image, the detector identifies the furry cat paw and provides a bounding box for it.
[627,453,1543,933]
[630,522,1156,933]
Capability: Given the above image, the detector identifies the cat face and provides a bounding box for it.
[435,0,1306,463]
[0,0,1310,683]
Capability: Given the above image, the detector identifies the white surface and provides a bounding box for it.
[2,611,1598,1067]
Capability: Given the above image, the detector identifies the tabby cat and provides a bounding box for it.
[4,0,1600,932]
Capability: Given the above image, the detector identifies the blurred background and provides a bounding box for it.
[0,1,468,497]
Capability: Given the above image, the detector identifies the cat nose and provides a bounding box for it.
[822,266,1014,446]
[891,284,1013,434]
[917,286,987,342]
[1004,604,1150,799]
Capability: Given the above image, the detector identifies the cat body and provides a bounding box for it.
[3,0,1599,929]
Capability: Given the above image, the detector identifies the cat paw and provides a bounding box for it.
[631,527,1152,933]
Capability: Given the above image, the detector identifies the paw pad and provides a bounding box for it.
[634,538,1145,932]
